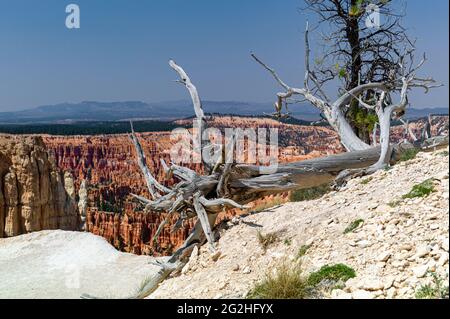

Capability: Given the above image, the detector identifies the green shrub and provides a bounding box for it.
[438,151,449,157]
[290,184,331,202]
[247,262,311,299]
[415,272,449,299]
[399,148,420,162]
[307,264,356,287]
[343,219,364,234]
[402,179,435,199]
[349,105,378,133]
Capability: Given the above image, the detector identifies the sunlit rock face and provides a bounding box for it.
[0,135,79,237]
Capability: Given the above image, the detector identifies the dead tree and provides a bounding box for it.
[302,0,412,143]
[251,22,444,172]
[81,56,446,299]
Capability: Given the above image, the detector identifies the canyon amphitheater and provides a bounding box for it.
[0,147,448,299]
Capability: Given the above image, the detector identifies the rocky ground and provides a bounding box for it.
[149,148,449,299]
[0,230,162,298]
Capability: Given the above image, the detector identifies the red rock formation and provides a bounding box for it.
[85,193,290,256]
[42,118,343,219]
[86,208,195,255]
[40,115,449,255]
[390,116,449,143]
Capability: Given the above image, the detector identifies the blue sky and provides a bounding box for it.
[0,0,448,111]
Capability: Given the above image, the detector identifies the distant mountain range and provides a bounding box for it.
[0,100,447,124]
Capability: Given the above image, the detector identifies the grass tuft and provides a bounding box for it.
[248,262,356,299]
[296,244,311,259]
[257,231,279,251]
[290,184,331,202]
[247,262,311,299]
[343,219,364,234]
[399,148,419,162]
[402,179,435,199]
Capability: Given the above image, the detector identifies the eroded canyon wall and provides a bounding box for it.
[38,115,448,255]
[41,118,343,255]
[0,135,79,237]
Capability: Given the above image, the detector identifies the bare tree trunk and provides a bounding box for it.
[374,108,393,168]
[330,107,371,151]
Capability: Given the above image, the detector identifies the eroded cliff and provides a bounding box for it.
[0,135,79,237]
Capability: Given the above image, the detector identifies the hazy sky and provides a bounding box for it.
[0,0,448,111]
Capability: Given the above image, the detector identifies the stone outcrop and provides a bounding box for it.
[0,135,79,237]
[0,230,163,299]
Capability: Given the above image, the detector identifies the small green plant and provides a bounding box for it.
[343,219,364,234]
[402,179,435,199]
[307,264,356,287]
[361,177,373,185]
[283,238,292,246]
[296,244,311,259]
[349,104,378,133]
[349,0,364,16]
[290,184,331,202]
[438,150,449,157]
[399,148,420,162]
[257,231,279,251]
[247,262,311,299]
[415,272,449,299]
